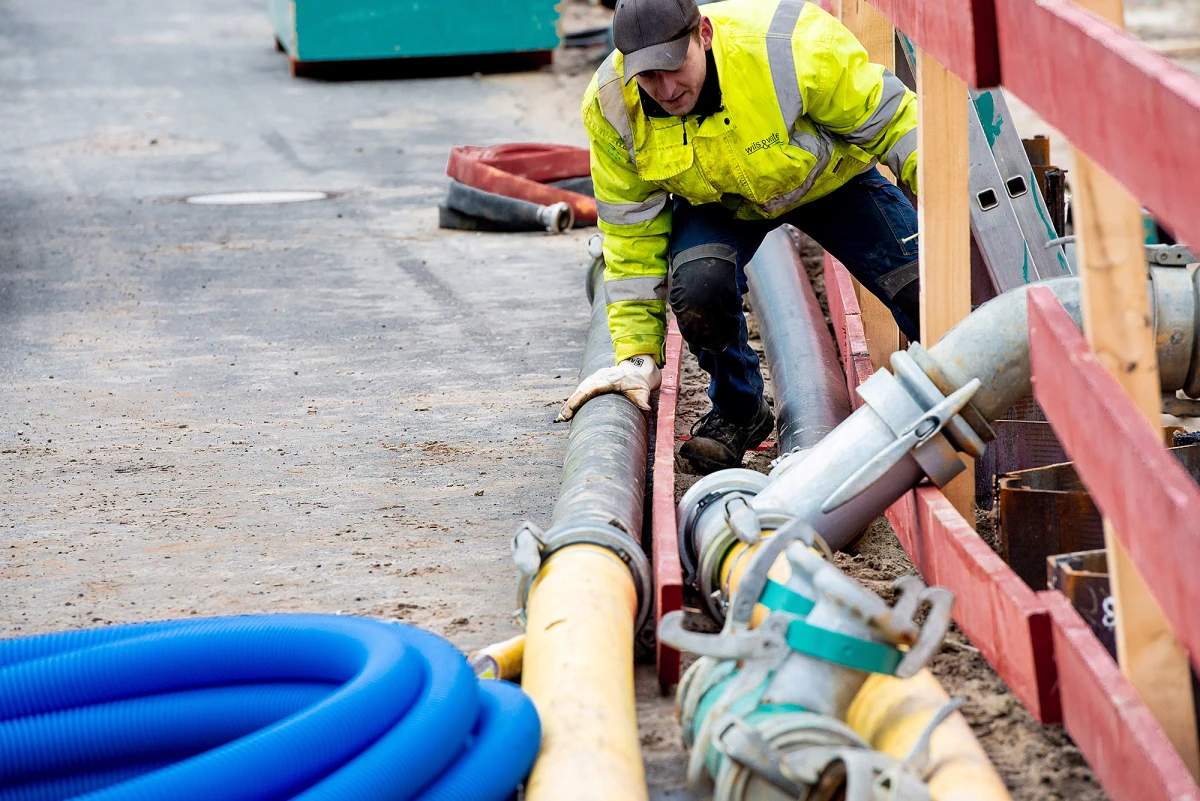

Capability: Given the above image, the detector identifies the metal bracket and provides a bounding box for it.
[697,507,809,625]
[724,495,762,546]
[895,584,955,679]
[511,521,546,580]
[659,609,793,663]
[677,468,771,587]
[686,636,792,792]
[890,350,986,458]
[512,519,654,633]
[1146,243,1197,266]
[711,716,806,797]
[710,707,933,801]
[789,545,955,679]
[784,745,931,801]
[725,517,828,633]
[903,696,965,778]
[824,376,982,514]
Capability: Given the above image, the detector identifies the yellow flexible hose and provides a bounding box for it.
[521,544,647,801]
[468,634,526,681]
[849,672,1011,801]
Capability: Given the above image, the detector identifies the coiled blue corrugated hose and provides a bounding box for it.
[0,615,540,801]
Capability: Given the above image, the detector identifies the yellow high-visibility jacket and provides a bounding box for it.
[582,0,918,365]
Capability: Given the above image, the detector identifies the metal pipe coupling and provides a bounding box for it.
[660,521,956,801]
[511,519,654,633]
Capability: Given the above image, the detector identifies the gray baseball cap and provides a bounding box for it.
[613,0,702,83]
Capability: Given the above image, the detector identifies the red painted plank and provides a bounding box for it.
[823,252,852,374]
[868,0,1000,87]
[1041,590,1200,801]
[995,0,1200,249]
[654,319,685,691]
[843,314,872,409]
[1028,287,1200,672]
[887,488,1060,722]
[822,253,873,402]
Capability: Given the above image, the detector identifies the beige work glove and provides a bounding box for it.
[554,355,661,422]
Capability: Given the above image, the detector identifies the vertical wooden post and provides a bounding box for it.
[916,50,975,527]
[1068,0,1200,778]
[839,0,903,372]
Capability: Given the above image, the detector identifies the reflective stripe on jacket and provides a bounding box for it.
[582,0,918,364]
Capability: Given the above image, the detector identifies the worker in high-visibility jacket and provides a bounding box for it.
[556,0,921,475]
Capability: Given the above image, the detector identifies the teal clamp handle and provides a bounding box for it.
[785,618,903,676]
[758,579,814,617]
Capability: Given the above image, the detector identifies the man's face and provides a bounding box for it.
[634,18,712,117]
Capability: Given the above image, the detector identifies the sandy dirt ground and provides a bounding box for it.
[4,0,1199,799]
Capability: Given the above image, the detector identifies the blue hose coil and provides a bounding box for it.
[0,615,540,801]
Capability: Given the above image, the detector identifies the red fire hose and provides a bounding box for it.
[446,143,596,225]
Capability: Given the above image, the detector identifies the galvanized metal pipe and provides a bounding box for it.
[746,227,853,455]
[745,269,1199,552]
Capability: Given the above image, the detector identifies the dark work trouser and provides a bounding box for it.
[668,167,920,424]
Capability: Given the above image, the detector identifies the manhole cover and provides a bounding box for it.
[186,191,329,205]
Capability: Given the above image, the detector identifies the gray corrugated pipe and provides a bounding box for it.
[512,261,653,636]
[680,261,1197,618]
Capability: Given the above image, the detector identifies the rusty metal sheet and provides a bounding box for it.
[1048,550,1115,659]
[999,444,1200,589]
[977,395,1066,510]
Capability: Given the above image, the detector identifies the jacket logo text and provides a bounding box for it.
[745,132,782,155]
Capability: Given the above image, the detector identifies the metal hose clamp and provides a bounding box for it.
[511,520,653,633]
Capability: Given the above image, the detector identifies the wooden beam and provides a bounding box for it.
[993,0,1200,249]
[652,321,684,692]
[865,0,1000,87]
[841,0,895,69]
[1061,0,1200,776]
[916,49,975,527]
[1042,591,1200,801]
[1027,287,1200,776]
[839,0,904,374]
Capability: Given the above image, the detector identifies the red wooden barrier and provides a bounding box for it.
[889,489,1059,721]
[992,0,1200,247]
[1027,286,1200,672]
[1041,590,1200,801]
[653,320,685,690]
[866,0,1000,87]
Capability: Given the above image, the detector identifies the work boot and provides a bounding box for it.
[680,398,775,475]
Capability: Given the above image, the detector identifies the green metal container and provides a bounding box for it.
[269,0,560,65]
